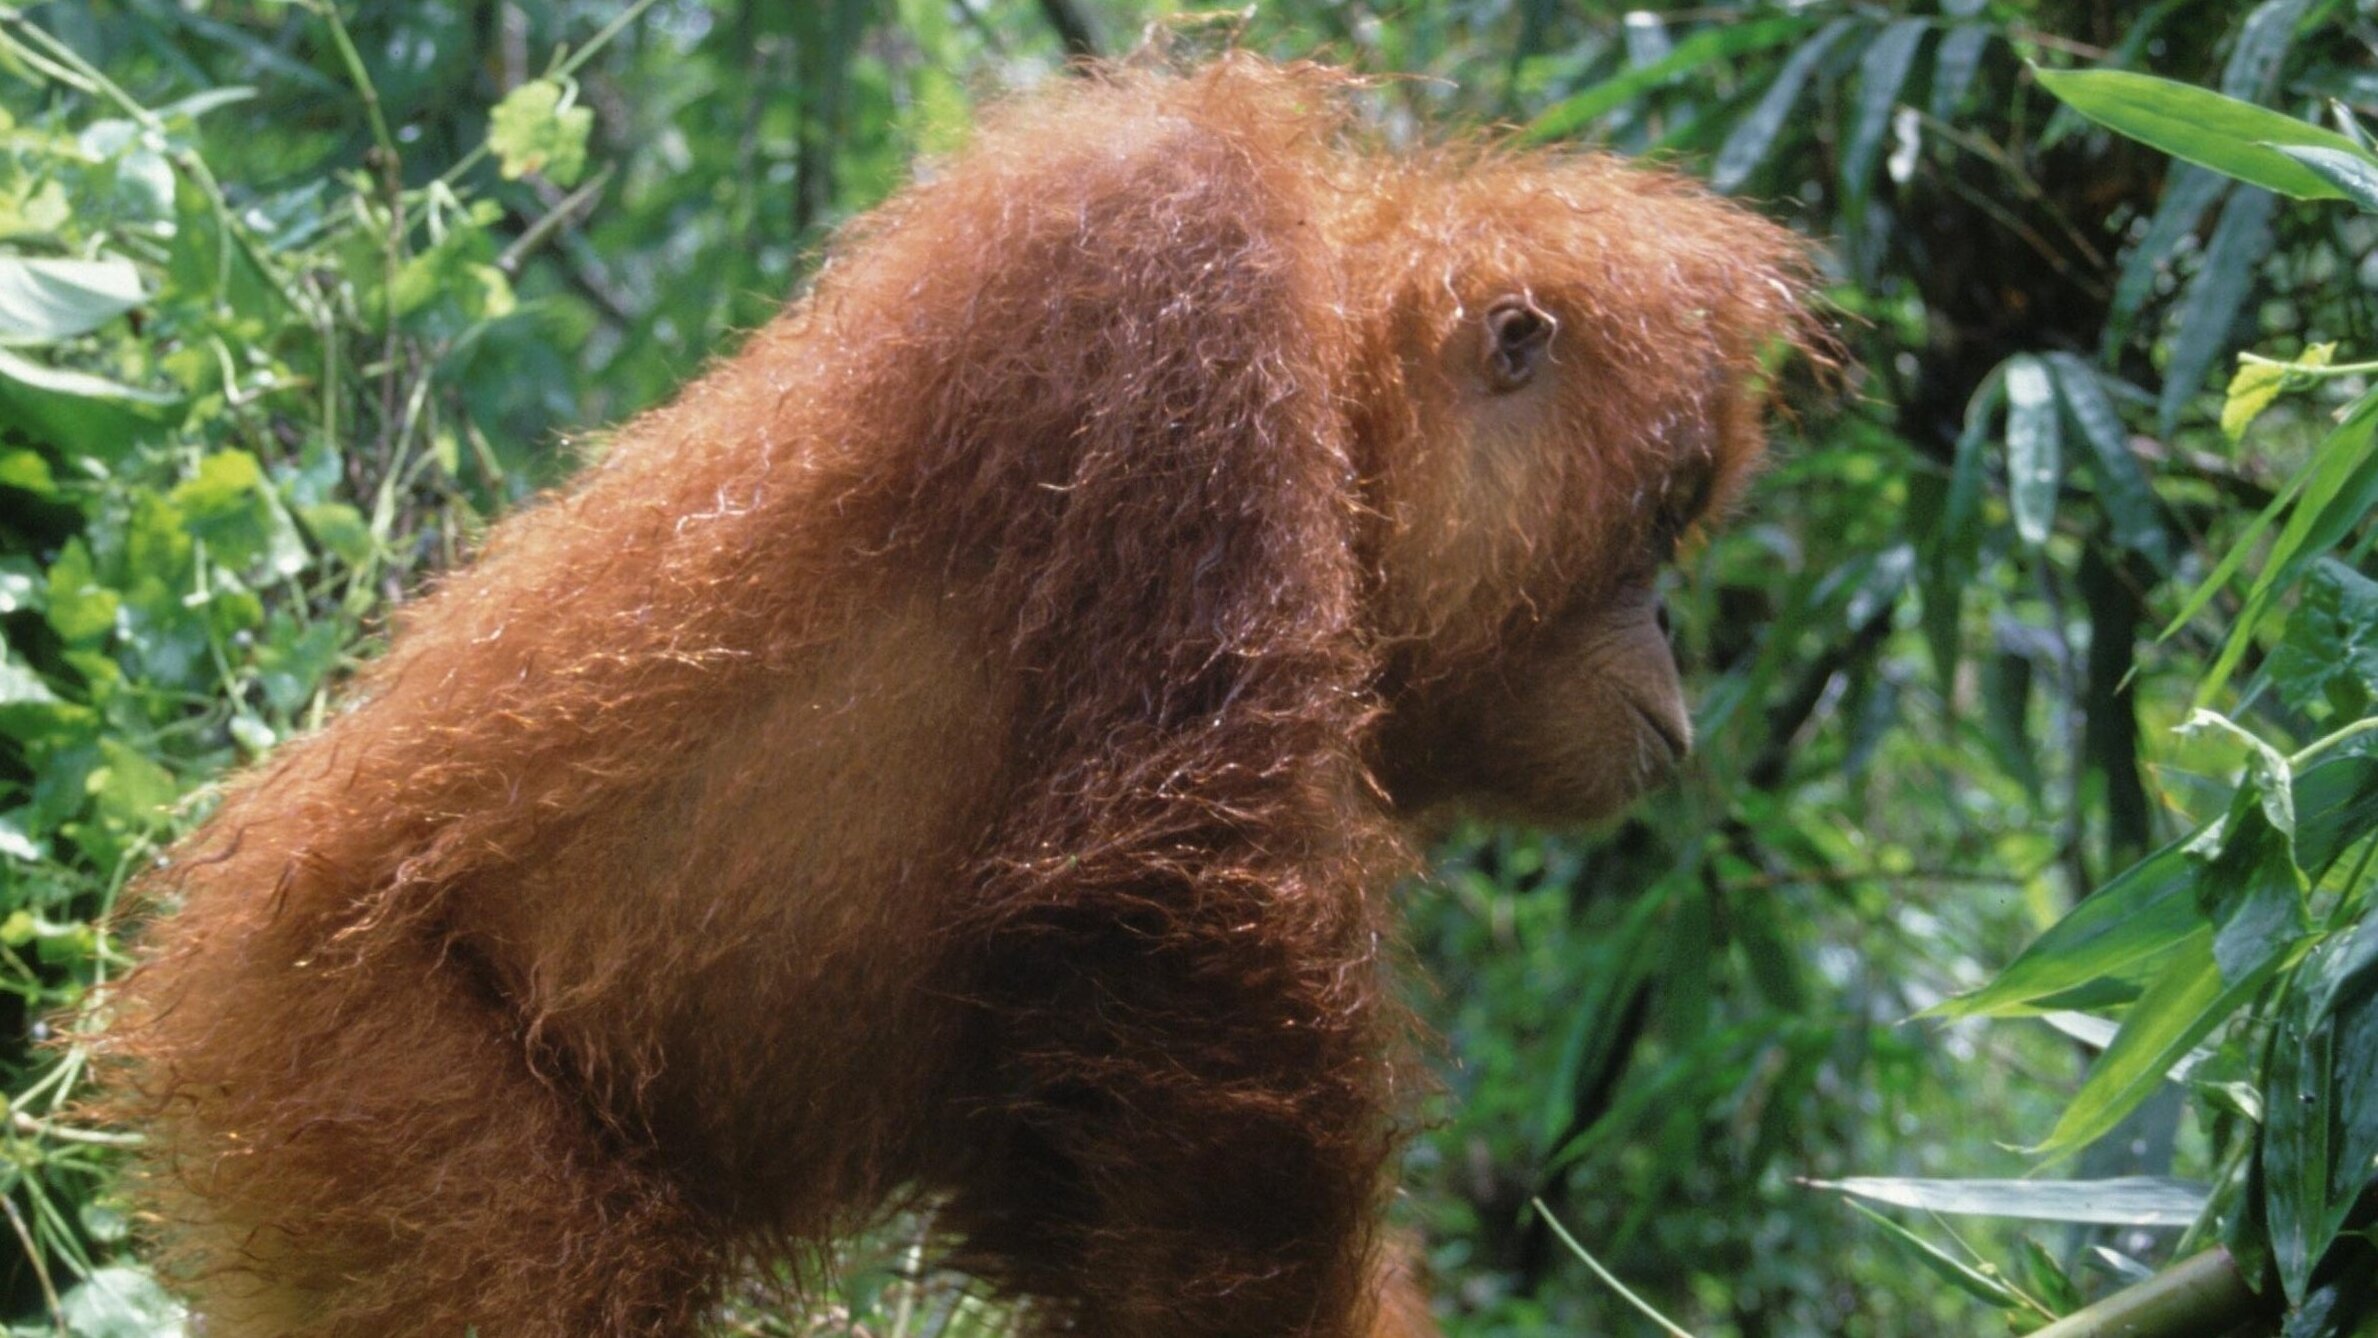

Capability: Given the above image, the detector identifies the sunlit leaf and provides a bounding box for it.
[487,78,593,185]
[2035,930,2283,1157]
[2004,354,2060,546]
[1808,1175,2207,1226]
[0,255,145,341]
[2271,144,2378,212]
[2032,67,2370,200]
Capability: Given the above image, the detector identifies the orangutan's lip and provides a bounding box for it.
[1627,696,1690,764]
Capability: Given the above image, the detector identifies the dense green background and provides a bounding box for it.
[3,2,2377,1334]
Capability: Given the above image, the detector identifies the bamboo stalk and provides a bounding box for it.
[2029,1250,2267,1338]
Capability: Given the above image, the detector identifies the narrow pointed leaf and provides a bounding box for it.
[1845,1203,2026,1308]
[2047,354,2168,566]
[1808,1176,2208,1226]
[2160,187,2276,435]
[1528,17,1810,141]
[2006,355,2061,546]
[1930,25,1990,120]
[2033,66,2368,200]
[2272,144,2378,211]
[2034,931,2283,1157]
[1843,21,1928,202]
[1928,841,2201,1019]
[1711,19,1855,192]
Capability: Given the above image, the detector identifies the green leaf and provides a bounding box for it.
[0,345,177,404]
[2018,1236,2086,1315]
[1530,16,1812,142]
[298,502,375,567]
[1805,1176,2207,1226]
[1930,839,2201,1019]
[2035,929,2284,1157]
[2105,166,2228,357]
[2160,186,2277,436]
[2005,354,2061,546]
[2179,709,2296,842]
[2032,66,2373,200]
[2225,344,2334,440]
[0,255,145,341]
[2199,389,2378,704]
[1710,19,1853,192]
[1930,25,1991,121]
[487,79,594,186]
[2047,354,2168,565]
[0,647,55,708]
[56,1265,185,1338]
[1844,1203,2025,1308]
[2263,915,2378,1303]
[44,539,120,647]
[2270,559,2378,723]
[2272,144,2378,211]
[1842,20,1928,203]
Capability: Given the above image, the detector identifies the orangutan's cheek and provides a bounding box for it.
[1379,586,1690,826]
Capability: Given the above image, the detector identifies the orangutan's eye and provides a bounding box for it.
[1484,297,1555,391]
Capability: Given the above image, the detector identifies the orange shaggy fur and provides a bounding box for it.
[97,57,1811,1337]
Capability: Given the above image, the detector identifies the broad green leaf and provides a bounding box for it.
[1530,17,1811,142]
[298,502,375,567]
[2190,799,2308,985]
[44,540,120,647]
[1806,1176,2207,1226]
[2035,929,2283,1156]
[2005,354,2060,546]
[2047,354,2167,565]
[57,1265,185,1338]
[1845,1203,2025,1308]
[2302,762,2378,864]
[0,255,145,341]
[1843,21,1927,204]
[2161,187,2277,435]
[2264,914,2378,1302]
[1928,840,2200,1019]
[0,648,55,707]
[1710,19,1852,192]
[2269,559,2378,723]
[487,79,593,185]
[0,445,54,495]
[2273,144,2378,211]
[2033,67,2371,200]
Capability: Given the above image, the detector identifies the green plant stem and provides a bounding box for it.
[2290,714,2378,768]
[2239,351,2378,376]
[1531,1197,1697,1338]
[310,1,396,159]
[2027,1249,2265,1338]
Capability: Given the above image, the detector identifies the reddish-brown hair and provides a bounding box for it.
[96,55,1811,1337]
